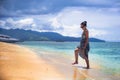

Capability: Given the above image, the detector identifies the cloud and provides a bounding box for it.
[0,6,120,41]
[0,20,5,26]
[0,0,120,17]
[0,16,63,31]
[76,0,114,6]
[0,18,35,29]
[89,28,107,37]
[46,7,120,41]
[44,7,120,39]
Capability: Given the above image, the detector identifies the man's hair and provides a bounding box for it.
[81,21,87,26]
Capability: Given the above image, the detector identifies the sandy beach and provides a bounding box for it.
[0,42,65,80]
[0,42,120,80]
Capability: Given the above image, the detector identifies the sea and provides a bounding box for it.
[17,41,120,76]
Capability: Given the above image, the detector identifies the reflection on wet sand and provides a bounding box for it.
[72,66,120,80]
[73,67,93,80]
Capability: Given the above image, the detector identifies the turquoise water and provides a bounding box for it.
[18,41,120,75]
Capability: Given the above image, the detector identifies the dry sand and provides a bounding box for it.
[0,42,64,80]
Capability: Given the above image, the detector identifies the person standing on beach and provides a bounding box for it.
[72,21,90,69]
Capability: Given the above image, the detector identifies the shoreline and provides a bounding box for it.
[0,42,65,80]
[0,42,120,80]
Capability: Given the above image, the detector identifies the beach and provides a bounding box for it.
[0,42,65,80]
[0,42,120,80]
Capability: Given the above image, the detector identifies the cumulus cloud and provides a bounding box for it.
[0,18,35,29]
[43,7,120,39]
[0,6,120,41]
[0,20,5,26]
[89,29,107,37]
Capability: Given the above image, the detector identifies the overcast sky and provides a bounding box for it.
[0,0,120,41]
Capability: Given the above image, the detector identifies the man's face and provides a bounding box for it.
[80,24,84,29]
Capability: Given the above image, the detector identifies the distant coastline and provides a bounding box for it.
[0,28,105,42]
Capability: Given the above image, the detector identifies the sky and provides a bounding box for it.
[0,0,120,41]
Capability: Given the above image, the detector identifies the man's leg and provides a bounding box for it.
[72,48,79,65]
[84,49,89,68]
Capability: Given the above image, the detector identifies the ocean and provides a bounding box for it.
[17,41,120,76]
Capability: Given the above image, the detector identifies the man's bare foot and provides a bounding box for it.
[86,66,90,69]
[72,62,78,65]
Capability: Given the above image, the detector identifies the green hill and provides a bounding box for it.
[0,28,105,42]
